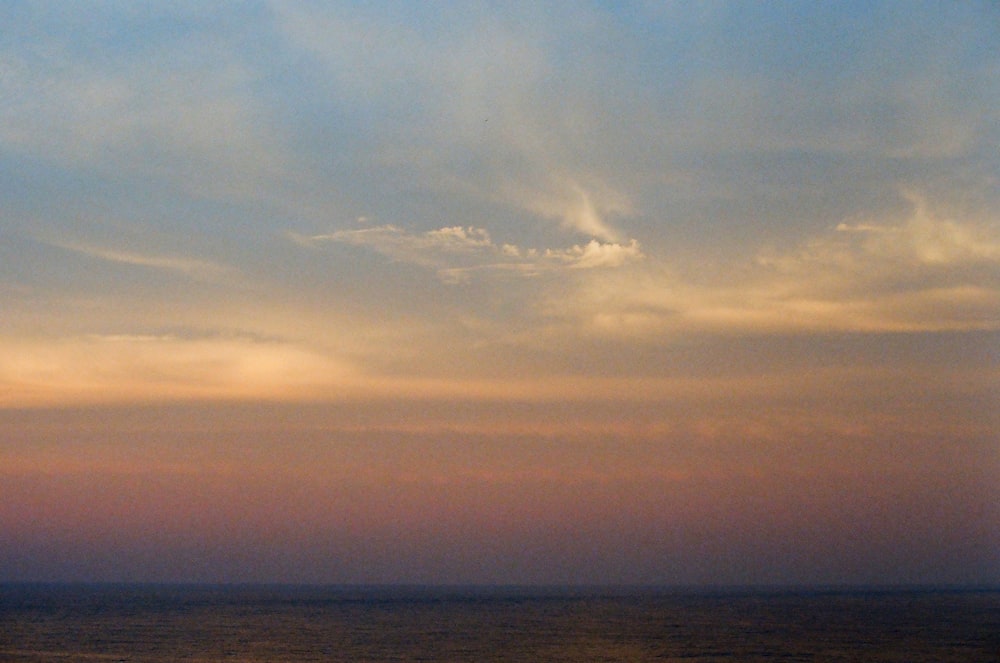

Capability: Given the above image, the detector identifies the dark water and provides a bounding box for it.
[1,585,997,662]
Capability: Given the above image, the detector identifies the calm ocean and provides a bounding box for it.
[0,585,997,662]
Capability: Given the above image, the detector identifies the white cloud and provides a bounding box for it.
[424,226,494,250]
[501,180,628,242]
[293,225,483,271]
[546,239,643,269]
[760,193,1000,286]
[294,224,643,282]
[548,193,1000,337]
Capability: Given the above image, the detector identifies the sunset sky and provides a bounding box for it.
[2,1,998,585]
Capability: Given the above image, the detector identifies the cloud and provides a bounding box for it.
[759,192,1000,289]
[425,226,495,249]
[0,332,357,407]
[293,224,643,282]
[516,180,629,242]
[0,10,294,206]
[546,239,643,269]
[271,2,634,240]
[50,241,232,282]
[3,3,996,410]
[833,215,1000,267]
[548,193,1000,337]
[0,328,830,408]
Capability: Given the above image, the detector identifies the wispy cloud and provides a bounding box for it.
[0,332,357,407]
[506,179,630,242]
[50,241,232,282]
[271,2,634,241]
[757,192,1000,291]
[550,193,1000,336]
[0,8,294,206]
[293,224,643,283]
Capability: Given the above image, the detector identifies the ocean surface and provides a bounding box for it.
[0,584,997,662]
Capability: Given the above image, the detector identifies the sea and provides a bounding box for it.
[0,584,997,662]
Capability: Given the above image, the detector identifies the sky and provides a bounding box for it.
[1,1,998,586]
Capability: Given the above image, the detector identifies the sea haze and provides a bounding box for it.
[1,584,997,662]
